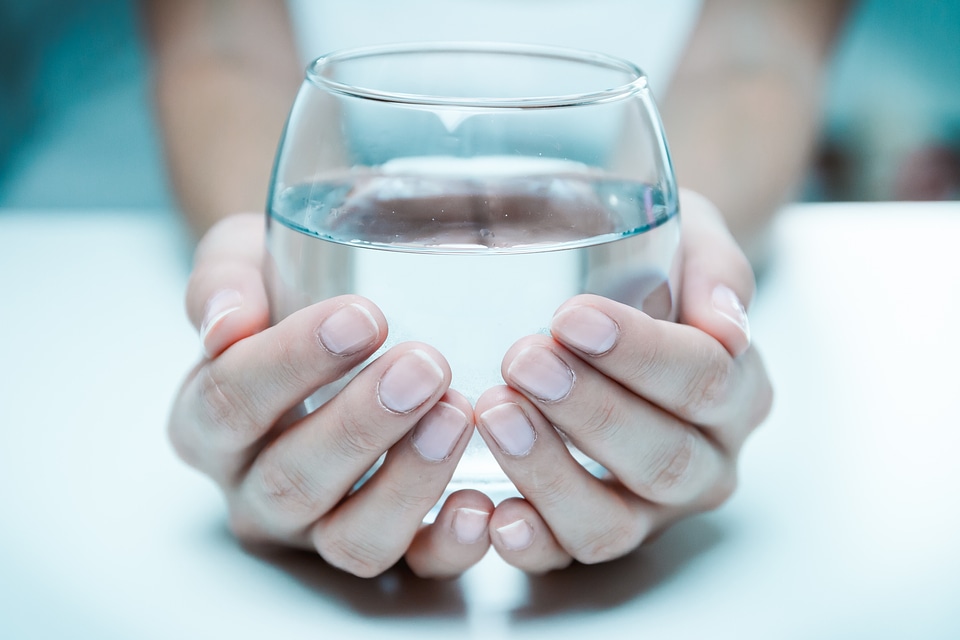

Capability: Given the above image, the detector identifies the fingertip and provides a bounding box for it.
[474,385,541,439]
[680,279,752,358]
[710,284,752,357]
[678,190,755,358]
[331,294,388,333]
[405,490,493,579]
[376,345,451,415]
[390,341,452,379]
[493,517,536,552]
[474,385,522,415]
[451,507,492,545]
[446,490,495,545]
[186,213,271,357]
[409,389,476,464]
[490,498,572,574]
[198,281,270,358]
[550,302,621,356]
[410,400,471,463]
[437,388,474,421]
[198,289,242,351]
[315,301,384,357]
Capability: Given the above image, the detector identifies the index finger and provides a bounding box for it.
[548,296,772,450]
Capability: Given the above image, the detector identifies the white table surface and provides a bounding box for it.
[2,202,959,639]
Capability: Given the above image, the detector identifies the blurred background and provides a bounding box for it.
[0,0,958,212]
[0,0,171,210]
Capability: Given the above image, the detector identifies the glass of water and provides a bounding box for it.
[265,42,681,503]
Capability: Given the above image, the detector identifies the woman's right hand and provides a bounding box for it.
[168,213,494,578]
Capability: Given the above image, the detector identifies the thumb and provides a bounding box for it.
[186,213,270,358]
[677,189,756,358]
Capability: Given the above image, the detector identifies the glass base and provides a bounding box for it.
[423,431,606,523]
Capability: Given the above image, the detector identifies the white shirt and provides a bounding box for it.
[287,0,703,96]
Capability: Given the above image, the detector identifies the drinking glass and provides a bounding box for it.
[265,42,681,504]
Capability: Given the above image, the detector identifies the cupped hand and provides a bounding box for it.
[475,190,774,573]
[169,213,494,579]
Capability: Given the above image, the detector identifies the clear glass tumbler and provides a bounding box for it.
[265,42,681,503]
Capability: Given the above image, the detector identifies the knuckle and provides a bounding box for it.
[679,347,733,419]
[380,480,439,515]
[622,337,667,387]
[632,430,698,501]
[329,409,390,463]
[568,519,643,565]
[268,335,317,395]
[253,456,320,518]
[196,366,263,443]
[571,394,627,443]
[314,530,395,578]
[520,469,577,511]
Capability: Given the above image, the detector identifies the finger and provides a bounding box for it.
[234,343,452,540]
[676,189,755,357]
[475,387,653,565]
[499,337,733,506]
[168,295,387,480]
[549,295,773,448]
[489,498,573,574]
[310,392,475,577]
[404,489,495,580]
[186,213,270,358]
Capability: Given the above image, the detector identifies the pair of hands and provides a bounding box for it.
[168,190,772,579]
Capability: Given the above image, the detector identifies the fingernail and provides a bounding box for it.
[452,508,490,544]
[506,346,574,402]
[551,305,619,355]
[199,289,242,355]
[496,519,534,551]
[479,403,536,457]
[317,303,380,355]
[377,349,445,414]
[412,402,468,461]
[712,285,751,347]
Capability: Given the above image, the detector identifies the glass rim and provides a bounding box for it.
[305,41,649,108]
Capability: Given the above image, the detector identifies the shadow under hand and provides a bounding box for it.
[217,526,468,618]
[514,514,727,620]
[203,511,725,621]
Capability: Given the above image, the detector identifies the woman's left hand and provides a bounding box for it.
[474,189,774,572]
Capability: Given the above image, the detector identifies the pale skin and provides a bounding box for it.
[149,0,845,577]
[662,0,850,257]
